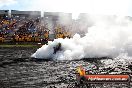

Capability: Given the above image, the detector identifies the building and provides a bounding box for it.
[74,13,91,37]
[11,10,41,18]
[44,12,60,33]
[0,10,9,17]
[44,12,72,34]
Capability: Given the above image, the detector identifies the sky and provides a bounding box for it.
[0,0,131,18]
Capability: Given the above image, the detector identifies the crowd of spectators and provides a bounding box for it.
[0,12,91,44]
[0,15,50,44]
[0,15,73,44]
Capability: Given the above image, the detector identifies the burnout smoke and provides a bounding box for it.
[32,15,132,60]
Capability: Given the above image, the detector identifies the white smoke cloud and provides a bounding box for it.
[32,15,132,60]
[0,0,17,7]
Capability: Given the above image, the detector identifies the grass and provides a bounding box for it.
[0,44,42,48]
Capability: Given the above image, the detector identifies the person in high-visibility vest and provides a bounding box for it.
[76,65,86,76]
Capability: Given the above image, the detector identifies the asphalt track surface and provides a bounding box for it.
[0,47,132,88]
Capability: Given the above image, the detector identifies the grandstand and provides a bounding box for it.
[0,10,73,44]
